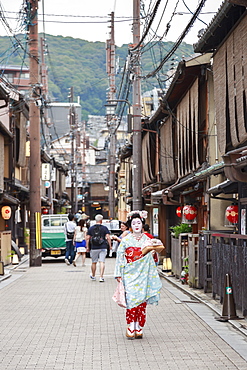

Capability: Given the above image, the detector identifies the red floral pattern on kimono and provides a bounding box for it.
[125,246,147,327]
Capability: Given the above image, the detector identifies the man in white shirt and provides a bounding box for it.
[64,213,76,265]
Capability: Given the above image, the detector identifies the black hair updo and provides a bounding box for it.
[127,212,145,228]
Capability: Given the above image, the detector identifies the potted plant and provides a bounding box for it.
[170,223,192,238]
[181,257,189,284]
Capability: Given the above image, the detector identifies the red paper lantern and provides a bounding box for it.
[225,205,238,224]
[1,206,11,220]
[183,205,197,221]
[42,208,49,215]
[176,206,182,217]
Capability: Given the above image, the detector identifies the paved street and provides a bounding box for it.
[0,257,247,370]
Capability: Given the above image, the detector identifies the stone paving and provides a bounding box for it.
[0,257,247,370]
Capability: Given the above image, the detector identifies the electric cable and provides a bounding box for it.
[141,0,207,79]
[131,0,162,51]
[182,0,207,26]
[140,0,180,55]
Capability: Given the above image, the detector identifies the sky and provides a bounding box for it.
[0,0,224,47]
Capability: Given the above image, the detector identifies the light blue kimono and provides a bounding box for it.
[114,233,162,309]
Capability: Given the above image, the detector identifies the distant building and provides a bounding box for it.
[47,102,82,140]
[0,65,30,97]
[142,88,163,117]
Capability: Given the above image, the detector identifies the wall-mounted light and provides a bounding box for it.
[1,206,11,220]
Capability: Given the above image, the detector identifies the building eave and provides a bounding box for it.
[0,120,13,139]
[194,2,247,53]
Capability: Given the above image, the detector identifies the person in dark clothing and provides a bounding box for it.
[64,213,76,265]
[86,214,112,282]
[143,224,154,239]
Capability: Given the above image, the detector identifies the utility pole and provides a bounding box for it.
[74,109,80,213]
[132,0,142,210]
[69,87,76,214]
[81,120,87,213]
[106,12,116,219]
[40,36,53,214]
[28,0,42,266]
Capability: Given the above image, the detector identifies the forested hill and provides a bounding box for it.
[0,34,193,119]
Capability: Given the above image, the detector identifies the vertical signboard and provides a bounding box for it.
[41,163,50,181]
[241,208,246,235]
[153,208,159,237]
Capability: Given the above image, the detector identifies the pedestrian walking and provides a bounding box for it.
[86,214,112,282]
[112,221,130,244]
[72,219,88,267]
[64,213,76,265]
[114,210,163,339]
[74,210,82,224]
[143,224,154,239]
[143,223,160,265]
[111,221,130,257]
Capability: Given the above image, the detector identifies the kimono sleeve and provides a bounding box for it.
[114,238,127,278]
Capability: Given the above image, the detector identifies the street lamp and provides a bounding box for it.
[105,103,117,116]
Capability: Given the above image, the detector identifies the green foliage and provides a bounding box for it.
[0,34,193,120]
[24,227,30,245]
[170,223,192,238]
[183,257,189,274]
[8,250,15,258]
[57,207,67,214]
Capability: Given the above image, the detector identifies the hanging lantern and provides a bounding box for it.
[176,206,182,217]
[183,205,197,221]
[42,208,49,215]
[225,205,238,224]
[1,206,12,220]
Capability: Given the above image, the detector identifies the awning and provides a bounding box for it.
[207,180,238,196]
[41,196,51,206]
[150,189,180,205]
[151,190,163,204]
[62,192,70,200]
[0,193,20,205]
[223,146,247,182]
[13,180,29,193]
[0,120,12,140]
[168,162,225,193]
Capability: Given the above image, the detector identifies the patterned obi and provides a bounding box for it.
[125,247,143,263]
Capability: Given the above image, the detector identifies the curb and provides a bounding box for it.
[0,255,29,283]
[158,268,247,338]
[0,270,11,282]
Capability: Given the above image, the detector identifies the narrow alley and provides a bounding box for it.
[0,257,246,370]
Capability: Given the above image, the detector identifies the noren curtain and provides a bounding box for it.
[160,117,176,183]
[214,16,247,155]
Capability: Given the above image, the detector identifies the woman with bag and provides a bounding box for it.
[72,219,87,267]
[111,221,130,256]
[114,210,164,340]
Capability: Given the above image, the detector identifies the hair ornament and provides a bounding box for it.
[127,210,148,220]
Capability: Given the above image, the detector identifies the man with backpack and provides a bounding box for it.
[86,214,112,282]
[64,213,76,265]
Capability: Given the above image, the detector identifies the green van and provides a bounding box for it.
[41,214,68,258]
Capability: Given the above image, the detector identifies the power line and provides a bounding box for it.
[130,0,162,51]
[2,10,139,19]
[141,0,207,79]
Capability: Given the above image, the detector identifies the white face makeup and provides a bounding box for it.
[131,218,143,234]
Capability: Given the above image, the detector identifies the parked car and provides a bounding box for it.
[89,219,121,234]
[41,214,68,258]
